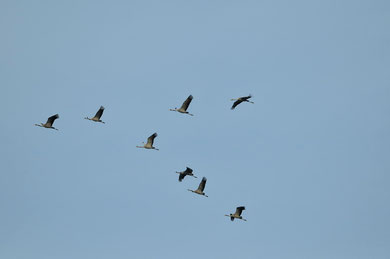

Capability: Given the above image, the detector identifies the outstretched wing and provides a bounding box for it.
[231,100,242,110]
[184,167,193,175]
[178,173,185,182]
[235,206,245,216]
[147,133,158,145]
[46,114,59,126]
[197,177,207,192]
[241,95,252,101]
[180,95,193,111]
[94,106,105,119]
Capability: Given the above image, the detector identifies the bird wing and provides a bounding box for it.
[231,100,242,110]
[235,206,245,216]
[184,167,193,175]
[46,114,59,126]
[180,95,193,111]
[178,173,185,182]
[197,177,207,192]
[94,106,105,119]
[147,133,158,145]
[241,95,252,101]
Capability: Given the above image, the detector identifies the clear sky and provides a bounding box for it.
[1,0,389,258]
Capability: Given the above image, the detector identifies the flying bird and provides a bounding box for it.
[170,95,194,116]
[225,206,247,221]
[231,95,254,110]
[176,167,197,182]
[136,133,159,150]
[85,106,105,123]
[188,177,208,197]
[35,114,59,130]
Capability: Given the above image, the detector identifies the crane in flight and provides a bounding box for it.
[176,167,197,182]
[231,95,254,110]
[85,106,105,123]
[35,114,59,130]
[188,177,208,197]
[170,95,194,116]
[136,133,159,151]
[225,206,247,221]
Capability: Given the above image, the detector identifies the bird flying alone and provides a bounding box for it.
[225,206,247,221]
[85,106,105,123]
[170,95,194,116]
[136,133,159,150]
[188,177,208,197]
[231,95,254,110]
[176,167,197,182]
[35,114,59,130]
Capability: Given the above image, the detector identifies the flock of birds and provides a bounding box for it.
[35,94,255,222]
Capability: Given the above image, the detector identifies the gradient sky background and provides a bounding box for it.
[1,0,389,258]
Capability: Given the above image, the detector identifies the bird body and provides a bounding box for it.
[225,206,247,221]
[170,95,194,116]
[85,106,105,123]
[176,167,197,182]
[35,114,59,130]
[188,177,208,197]
[136,133,159,150]
[231,95,254,110]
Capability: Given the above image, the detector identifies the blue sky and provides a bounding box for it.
[1,0,389,258]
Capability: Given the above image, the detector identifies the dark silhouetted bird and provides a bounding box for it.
[231,95,254,110]
[176,167,197,182]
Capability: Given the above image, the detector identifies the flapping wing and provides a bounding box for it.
[180,95,193,111]
[231,100,242,110]
[197,177,207,192]
[147,133,158,145]
[241,95,252,101]
[94,106,105,119]
[46,114,59,126]
[178,173,185,182]
[235,206,245,216]
[184,167,193,175]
